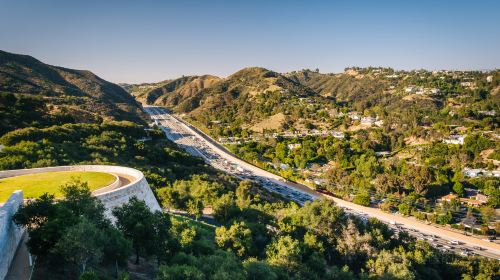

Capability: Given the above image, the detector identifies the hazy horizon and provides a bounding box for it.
[1,0,499,83]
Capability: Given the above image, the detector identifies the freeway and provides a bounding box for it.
[144,105,500,260]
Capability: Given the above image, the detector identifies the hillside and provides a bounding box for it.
[153,75,221,106]
[0,50,146,134]
[129,67,324,132]
[286,69,391,104]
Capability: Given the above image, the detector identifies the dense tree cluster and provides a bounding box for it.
[0,121,215,188]
[13,181,132,277]
[14,176,500,280]
[153,174,499,280]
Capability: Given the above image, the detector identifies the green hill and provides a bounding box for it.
[128,67,322,132]
[0,50,146,134]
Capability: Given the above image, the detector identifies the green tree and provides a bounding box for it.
[480,206,496,224]
[367,249,415,279]
[398,203,411,215]
[157,264,205,280]
[113,197,157,264]
[243,258,277,280]
[151,211,173,263]
[12,193,58,256]
[266,236,302,272]
[187,199,203,221]
[353,193,371,206]
[236,180,253,209]
[336,220,374,268]
[212,193,240,223]
[101,226,132,269]
[54,217,103,273]
[215,221,254,257]
[453,181,465,197]
[79,271,99,280]
[275,142,288,161]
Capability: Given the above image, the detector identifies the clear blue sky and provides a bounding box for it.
[1,0,499,83]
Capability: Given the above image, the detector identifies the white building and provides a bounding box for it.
[415,87,425,95]
[460,81,474,88]
[349,112,361,121]
[404,86,416,93]
[463,168,500,178]
[443,134,465,145]
[375,151,391,157]
[463,168,483,178]
[280,163,290,170]
[331,131,345,139]
[478,110,496,116]
[430,88,441,94]
[287,143,301,150]
[361,117,377,125]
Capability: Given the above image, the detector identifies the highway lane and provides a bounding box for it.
[145,106,316,205]
[144,105,500,260]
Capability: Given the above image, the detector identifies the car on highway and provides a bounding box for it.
[460,251,470,257]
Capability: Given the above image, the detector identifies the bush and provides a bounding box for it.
[353,193,371,206]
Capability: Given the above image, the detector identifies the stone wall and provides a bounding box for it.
[0,191,24,280]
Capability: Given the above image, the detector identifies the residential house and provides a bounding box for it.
[287,143,301,150]
[463,168,500,178]
[331,131,345,139]
[475,193,489,204]
[349,112,361,121]
[430,88,440,94]
[440,193,458,202]
[361,117,377,125]
[415,87,425,95]
[439,192,488,207]
[463,168,483,178]
[478,110,496,116]
[443,134,465,145]
[459,199,484,207]
[280,163,290,170]
[460,81,475,88]
[375,151,391,157]
[405,86,416,93]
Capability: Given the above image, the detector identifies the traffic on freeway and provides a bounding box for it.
[144,105,500,260]
[144,106,316,206]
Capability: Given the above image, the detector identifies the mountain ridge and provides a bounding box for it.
[0,50,146,133]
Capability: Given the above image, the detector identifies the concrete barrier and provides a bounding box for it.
[0,191,24,280]
[0,165,162,278]
[0,165,162,219]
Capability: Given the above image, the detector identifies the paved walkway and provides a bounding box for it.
[5,233,31,280]
[91,173,132,195]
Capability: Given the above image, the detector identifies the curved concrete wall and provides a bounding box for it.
[0,191,24,280]
[0,165,162,219]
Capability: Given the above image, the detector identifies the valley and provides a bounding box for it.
[144,105,500,260]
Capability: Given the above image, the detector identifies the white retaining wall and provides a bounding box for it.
[0,166,161,278]
[0,165,162,219]
[0,191,24,280]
